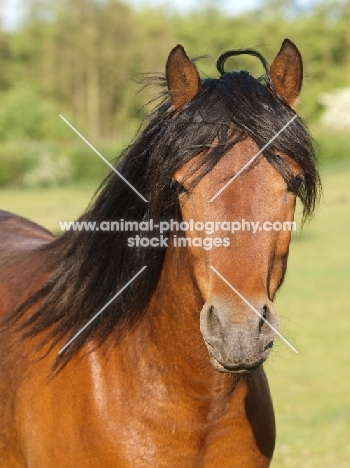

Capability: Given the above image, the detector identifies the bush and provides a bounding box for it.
[0,141,31,186]
[22,153,73,187]
[314,130,350,164]
[0,85,71,142]
[0,140,126,187]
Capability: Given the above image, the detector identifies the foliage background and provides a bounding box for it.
[0,0,350,185]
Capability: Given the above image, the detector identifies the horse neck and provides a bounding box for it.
[127,241,237,399]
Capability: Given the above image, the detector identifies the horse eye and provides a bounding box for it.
[289,174,305,193]
[295,174,305,187]
[171,179,188,194]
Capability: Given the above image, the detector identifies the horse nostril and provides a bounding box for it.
[259,305,268,332]
[207,305,222,337]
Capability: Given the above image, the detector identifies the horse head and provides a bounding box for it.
[166,41,310,373]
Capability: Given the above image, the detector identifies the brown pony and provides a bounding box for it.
[0,40,319,467]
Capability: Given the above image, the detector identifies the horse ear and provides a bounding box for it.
[166,45,201,110]
[269,39,303,108]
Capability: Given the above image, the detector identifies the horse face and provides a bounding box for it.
[166,40,305,373]
[174,139,302,373]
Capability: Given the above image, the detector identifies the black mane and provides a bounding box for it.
[11,48,320,369]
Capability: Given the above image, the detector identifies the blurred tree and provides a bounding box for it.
[0,1,11,91]
[0,0,349,143]
[253,0,312,18]
[3,0,172,140]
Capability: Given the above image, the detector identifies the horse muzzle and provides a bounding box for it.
[200,297,278,374]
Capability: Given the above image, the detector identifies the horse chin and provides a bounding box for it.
[209,355,263,374]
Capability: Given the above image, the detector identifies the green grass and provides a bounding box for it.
[0,185,97,234]
[268,163,350,467]
[0,162,349,466]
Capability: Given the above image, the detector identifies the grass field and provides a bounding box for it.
[269,161,350,467]
[1,161,349,467]
[0,184,97,234]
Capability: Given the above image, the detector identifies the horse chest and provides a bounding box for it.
[12,359,273,468]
